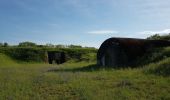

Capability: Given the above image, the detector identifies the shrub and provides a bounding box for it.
[144,58,170,76]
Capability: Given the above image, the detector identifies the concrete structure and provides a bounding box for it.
[97,37,170,67]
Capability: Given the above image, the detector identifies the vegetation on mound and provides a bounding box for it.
[144,57,170,76]
[0,47,97,63]
[135,47,170,66]
[147,33,170,40]
[0,53,18,66]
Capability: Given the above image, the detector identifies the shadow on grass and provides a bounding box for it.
[47,64,108,72]
[47,63,130,73]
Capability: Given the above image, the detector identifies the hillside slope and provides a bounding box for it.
[0,53,18,67]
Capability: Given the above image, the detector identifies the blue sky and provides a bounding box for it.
[1,0,170,48]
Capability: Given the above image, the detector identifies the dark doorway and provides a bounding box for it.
[48,51,66,64]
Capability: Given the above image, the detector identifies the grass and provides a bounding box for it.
[0,53,170,100]
[144,57,170,77]
[0,53,19,67]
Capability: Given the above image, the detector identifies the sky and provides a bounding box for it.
[1,0,170,48]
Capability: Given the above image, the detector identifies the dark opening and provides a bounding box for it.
[102,45,128,67]
[47,51,66,64]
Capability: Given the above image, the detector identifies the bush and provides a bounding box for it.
[144,58,170,76]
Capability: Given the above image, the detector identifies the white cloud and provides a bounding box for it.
[126,29,170,39]
[88,30,118,35]
[138,29,170,35]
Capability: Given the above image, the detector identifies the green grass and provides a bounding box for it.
[0,53,19,67]
[144,57,170,77]
[0,53,170,100]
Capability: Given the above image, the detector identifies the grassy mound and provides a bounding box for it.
[136,47,170,66]
[144,57,170,76]
[136,46,170,76]
[0,53,18,67]
[0,47,97,63]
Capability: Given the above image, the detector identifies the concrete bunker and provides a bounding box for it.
[97,37,170,67]
[47,51,66,64]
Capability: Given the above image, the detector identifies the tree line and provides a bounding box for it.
[0,41,95,49]
[147,33,170,40]
[0,42,8,47]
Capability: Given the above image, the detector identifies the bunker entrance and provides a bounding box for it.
[100,44,128,67]
[47,51,66,64]
[104,47,116,66]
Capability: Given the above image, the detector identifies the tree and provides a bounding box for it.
[3,42,8,47]
[147,33,170,40]
[45,43,55,48]
[18,41,37,47]
[68,45,82,48]
[160,33,170,40]
[56,44,66,48]
[147,34,161,40]
[0,43,3,47]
